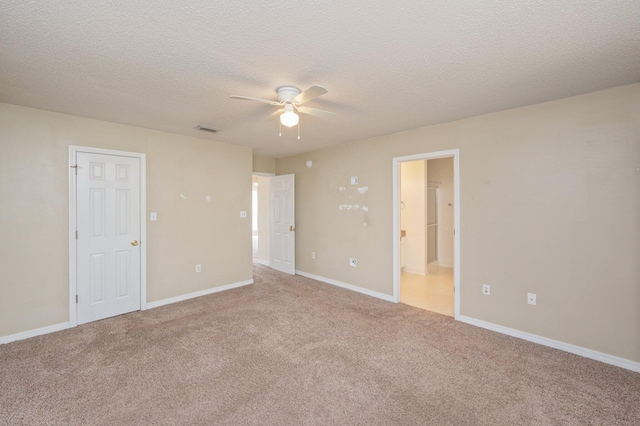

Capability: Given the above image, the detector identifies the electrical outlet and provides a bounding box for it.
[195,264,202,273]
[349,258,357,267]
[240,211,247,218]
[311,252,315,259]
[482,284,490,296]
[527,293,536,305]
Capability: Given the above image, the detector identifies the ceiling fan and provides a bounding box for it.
[230,85,335,134]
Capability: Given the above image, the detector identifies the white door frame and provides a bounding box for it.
[252,173,275,267]
[68,145,147,327]
[392,149,461,319]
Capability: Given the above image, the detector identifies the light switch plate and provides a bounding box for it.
[150,212,157,221]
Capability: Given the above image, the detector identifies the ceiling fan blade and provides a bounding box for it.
[264,108,285,121]
[230,95,280,106]
[293,85,328,105]
[297,106,336,119]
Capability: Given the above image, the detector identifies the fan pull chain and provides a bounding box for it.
[297,122,300,140]
[279,121,282,137]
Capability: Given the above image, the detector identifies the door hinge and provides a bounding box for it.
[76,295,78,304]
[76,231,78,239]
[70,165,78,175]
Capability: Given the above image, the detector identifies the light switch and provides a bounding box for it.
[150,212,157,221]
[351,176,358,185]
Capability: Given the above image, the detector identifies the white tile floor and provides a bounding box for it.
[400,265,454,317]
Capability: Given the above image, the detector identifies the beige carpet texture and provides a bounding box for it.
[1,265,639,425]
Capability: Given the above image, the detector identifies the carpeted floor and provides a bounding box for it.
[1,264,639,425]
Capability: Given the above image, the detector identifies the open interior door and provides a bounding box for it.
[270,174,295,274]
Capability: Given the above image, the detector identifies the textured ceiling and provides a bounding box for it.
[1,1,639,158]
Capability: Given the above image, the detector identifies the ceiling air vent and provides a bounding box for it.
[197,125,220,133]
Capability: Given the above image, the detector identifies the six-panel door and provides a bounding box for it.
[76,152,141,324]
[270,174,295,275]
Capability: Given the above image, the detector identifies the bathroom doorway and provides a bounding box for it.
[393,150,460,319]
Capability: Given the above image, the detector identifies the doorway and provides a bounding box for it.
[251,172,296,275]
[252,174,273,266]
[68,146,147,326]
[393,150,460,319]
[270,174,296,274]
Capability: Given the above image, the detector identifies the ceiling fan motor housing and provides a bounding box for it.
[276,86,301,103]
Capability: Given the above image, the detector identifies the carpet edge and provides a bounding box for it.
[295,270,394,302]
[459,315,640,373]
[146,279,254,310]
[0,322,70,345]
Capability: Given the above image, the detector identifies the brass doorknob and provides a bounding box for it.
[289,225,295,232]
[131,240,139,246]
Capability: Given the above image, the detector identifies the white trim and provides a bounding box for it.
[2,278,254,343]
[0,322,70,345]
[252,172,276,177]
[69,148,77,326]
[295,270,394,302]
[68,145,147,327]
[255,259,271,267]
[402,267,426,276]
[459,316,640,373]
[392,149,461,319]
[145,279,254,310]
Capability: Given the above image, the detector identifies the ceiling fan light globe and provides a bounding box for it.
[280,111,299,127]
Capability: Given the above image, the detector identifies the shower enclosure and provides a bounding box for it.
[426,186,437,264]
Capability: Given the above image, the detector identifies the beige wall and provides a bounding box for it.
[427,157,454,268]
[253,155,276,174]
[256,176,271,264]
[0,103,253,337]
[400,160,426,274]
[252,155,275,265]
[276,83,640,363]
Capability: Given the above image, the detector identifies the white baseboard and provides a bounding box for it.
[0,322,70,345]
[6,287,635,374]
[255,259,270,266]
[402,267,426,275]
[1,279,254,344]
[295,270,394,302]
[145,279,254,310]
[459,315,640,373]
